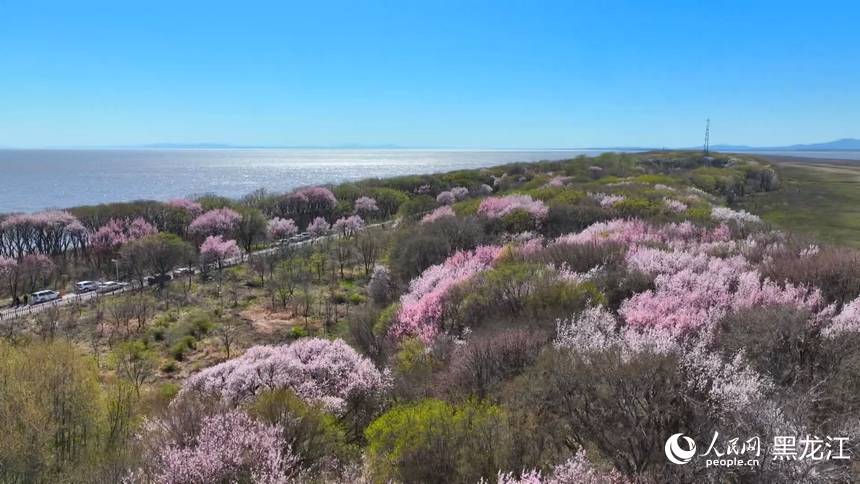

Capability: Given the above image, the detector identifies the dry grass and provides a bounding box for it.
[736,155,860,247]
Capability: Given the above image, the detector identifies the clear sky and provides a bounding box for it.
[1,0,858,149]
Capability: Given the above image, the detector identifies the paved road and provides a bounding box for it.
[0,220,397,321]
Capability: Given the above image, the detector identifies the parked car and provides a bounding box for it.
[173,267,195,276]
[30,290,62,304]
[97,281,122,293]
[147,273,173,286]
[74,280,99,293]
[291,233,313,243]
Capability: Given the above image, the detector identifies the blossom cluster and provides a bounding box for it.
[307,217,330,237]
[267,217,298,240]
[555,306,772,416]
[0,210,87,257]
[199,235,240,266]
[495,450,634,484]
[822,296,860,337]
[333,215,364,238]
[473,183,494,195]
[605,180,634,187]
[140,409,297,484]
[290,186,336,204]
[436,191,456,205]
[662,197,687,212]
[391,246,503,341]
[554,219,731,248]
[420,206,456,224]
[353,196,379,213]
[710,206,762,224]
[546,176,573,187]
[90,217,157,254]
[168,198,204,215]
[587,192,626,207]
[620,250,823,333]
[188,208,242,237]
[181,338,390,413]
[477,195,549,223]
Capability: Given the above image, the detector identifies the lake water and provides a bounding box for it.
[2,149,858,214]
[0,149,609,213]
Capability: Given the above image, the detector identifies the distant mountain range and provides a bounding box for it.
[4,138,857,151]
[138,139,860,151]
[709,138,860,151]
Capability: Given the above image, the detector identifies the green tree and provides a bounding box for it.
[111,341,158,398]
[365,398,511,484]
[235,207,268,254]
[120,233,193,289]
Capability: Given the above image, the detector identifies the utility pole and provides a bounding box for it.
[704,118,710,157]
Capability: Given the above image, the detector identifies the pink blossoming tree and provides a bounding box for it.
[477,194,549,225]
[494,449,635,484]
[332,215,364,239]
[1,210,87,257]
[188,208,242,238]
[276,187,337,229]
[391,246,503,341]
[662,197,687,212]
[354,196,379,214]
[587,192,626,207]
[266,217,298,240]
[199,235,240,272]
[450,187,469,200]
[90,217,158,256]
[307,217,331,238]
[436,191,456,205]
[138,409,298,484]
[168,198,204,215]
[420,206,456,224]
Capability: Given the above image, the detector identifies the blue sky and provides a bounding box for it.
[1,0,858,148]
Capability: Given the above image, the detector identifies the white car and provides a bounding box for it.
[30,290,62,304]
[74,280,99,293]
[97,281,122,293]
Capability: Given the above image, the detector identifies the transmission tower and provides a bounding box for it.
[704,118,710,157]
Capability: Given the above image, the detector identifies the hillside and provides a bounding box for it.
[2,151,859,482]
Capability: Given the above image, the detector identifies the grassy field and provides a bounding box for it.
[736,155,860,247]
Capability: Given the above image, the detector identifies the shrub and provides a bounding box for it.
[443,329,549,399]
[249,389,354,474]
[516,347,696,476]
[446,262,604,332]
[717,305,818,387]
[365,399,511,484]
[611,197,661,219]
[540,204,614,238]
[478,194,549,227]
[397,195,438,219]
[527,241,627,274]
[368,265,396,306]
[761,246,860,306]
[388,227,452,282]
